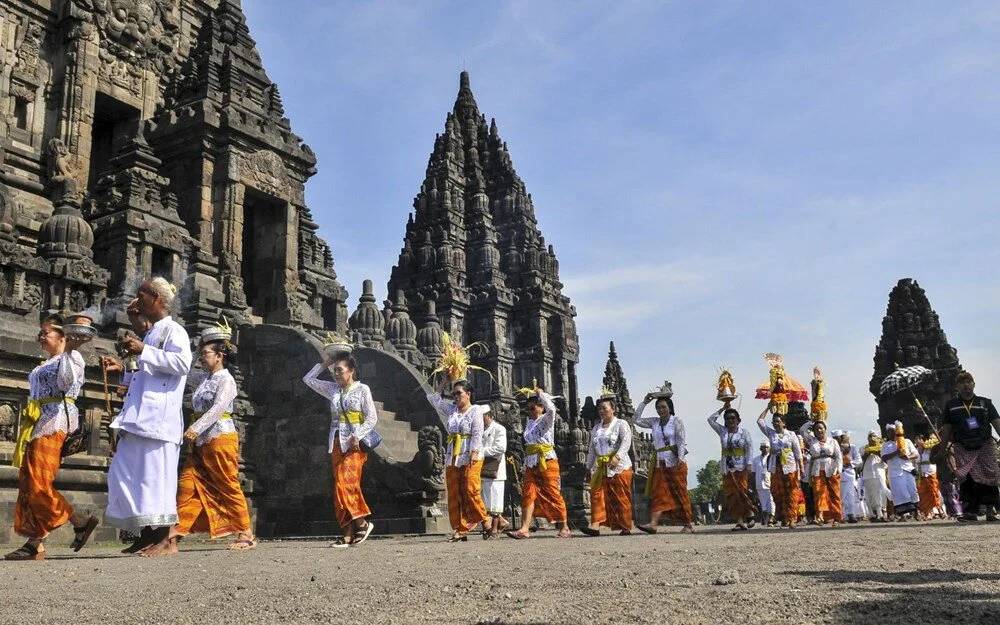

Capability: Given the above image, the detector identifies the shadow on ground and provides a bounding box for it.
[795,570,1000,622]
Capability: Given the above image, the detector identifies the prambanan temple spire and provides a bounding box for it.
[601,341,634,421]
[870,278,963,432]
[388,71,580,416]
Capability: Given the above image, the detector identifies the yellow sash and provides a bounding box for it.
[448,433,468,462]
[13,396,74,468]
[187,411,233,427]
[779,447,793,468]
[340,410,364,426]
[723,447,746,457]
[525,443,555,471]
[644,445,677,496]
[590,453,614,490]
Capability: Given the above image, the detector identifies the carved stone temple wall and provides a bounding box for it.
[0,0,445,541]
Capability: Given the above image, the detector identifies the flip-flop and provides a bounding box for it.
[636,524,657,535]
[579,527,600,537]
[71,516,100,552]
[505,530,529,540]
[447,534,468,543]
[329,537,352,549]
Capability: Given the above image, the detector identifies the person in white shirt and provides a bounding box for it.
[881,421,920,519]
[581,397,633,536]
[303,351,380,547]
[101,278,192,557]
[834,430,864,523]
[634,392,695,534]
[800,420,843,526]
[757,403,804,529]
[507,390,572,539]
[479,411,508,538]
[4,313,98,561]
[752,440,775,526]
[173,337,256,551]
[861,429,891,522]
[428,379,490,542]
[706,403,754,531]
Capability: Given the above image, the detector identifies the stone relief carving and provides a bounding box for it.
[237,150,291,201]
[14,21,43,77]
[70,0,182,72]
[0,402,18,443]
[47,138,82,202]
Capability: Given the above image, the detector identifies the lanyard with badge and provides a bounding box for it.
[963,400,979,430]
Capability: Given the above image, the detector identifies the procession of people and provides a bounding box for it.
[5,280,1000,560]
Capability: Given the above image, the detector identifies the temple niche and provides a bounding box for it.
[870,278,964,433]
[0,1,444,541]
[385,71,580,418]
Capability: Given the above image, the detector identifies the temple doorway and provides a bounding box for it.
[241,188,287,321]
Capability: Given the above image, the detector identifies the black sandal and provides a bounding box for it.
[580,527,600,537]
[636,524,657,535]
[71,516,100,552]
[4,542,43,561]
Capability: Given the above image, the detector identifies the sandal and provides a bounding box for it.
[505,529,530,540]
[636,524,657,535]
[4,542,44,561]
[619,529,632,536]
[351,522,374,546]
[556,528,573,538]
[329,537,352,549]
[228,537,258,551]
[71,516,100,552]
[447,533,468,543]
[579,527,600,537]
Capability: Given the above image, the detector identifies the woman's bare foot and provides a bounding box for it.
[228,532,258,550]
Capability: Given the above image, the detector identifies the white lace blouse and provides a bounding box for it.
[188,369,239,446]
[427,393,487,467]
[586,417,633,478]
[302,364,379,453]
[29,351,85,440]
[522,391,558,469]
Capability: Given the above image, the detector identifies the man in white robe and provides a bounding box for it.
[102,278,191,554]
[835,430,864,523]
[479,411,508,538]
[752,440,775,526]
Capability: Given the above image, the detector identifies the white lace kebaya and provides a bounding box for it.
[302,364,379,454]
[522,391,558,469]
[586,417,633,478]
[634,401,687,469]
[29,350,85,440]
[187,369,239,446]
[427,393,487,467]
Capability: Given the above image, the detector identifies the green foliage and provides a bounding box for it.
[690,459,722,504]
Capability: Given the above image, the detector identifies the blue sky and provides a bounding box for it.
[242,1,999,475]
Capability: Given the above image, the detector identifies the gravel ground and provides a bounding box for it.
[1,520,998,625]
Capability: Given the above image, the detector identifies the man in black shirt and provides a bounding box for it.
[940,372,1000,521]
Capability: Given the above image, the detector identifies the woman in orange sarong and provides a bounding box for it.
[915,432,943,519]
[802,419,843,526]
[757,404,804,529]
[303,350,380,547]
[428,379,490,541]
[173,338,256,550]
[635,392,695,534]
[506,390,572,539]
[706,404,755,531]
[5,314,99,561]
[581,396,634,536]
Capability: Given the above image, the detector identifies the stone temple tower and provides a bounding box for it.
[387,71,580,417]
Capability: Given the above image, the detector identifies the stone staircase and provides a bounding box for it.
[371,400,419,462]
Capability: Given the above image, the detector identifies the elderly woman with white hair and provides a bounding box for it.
[101,277,192,556]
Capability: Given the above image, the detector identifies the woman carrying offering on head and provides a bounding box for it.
[173,325,256,550]
[303,344,378,547]
[581,393,634,536]
[5,313,98,561]
[635,386,695,534]
[707,401,754,531]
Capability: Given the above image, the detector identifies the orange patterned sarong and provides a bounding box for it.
[771,470,801,523]
[14,432,73,539]
[590,468,633,530]
[722,469,753,521]
[918,474,942,516]
[811,472,842,522]
[522,458,568,523]
[330,442,371,531]
[446,459,488,532]
[649,464,694,524]
[176,433,252,538]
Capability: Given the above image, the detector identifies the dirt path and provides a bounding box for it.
[2,521,997,625]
